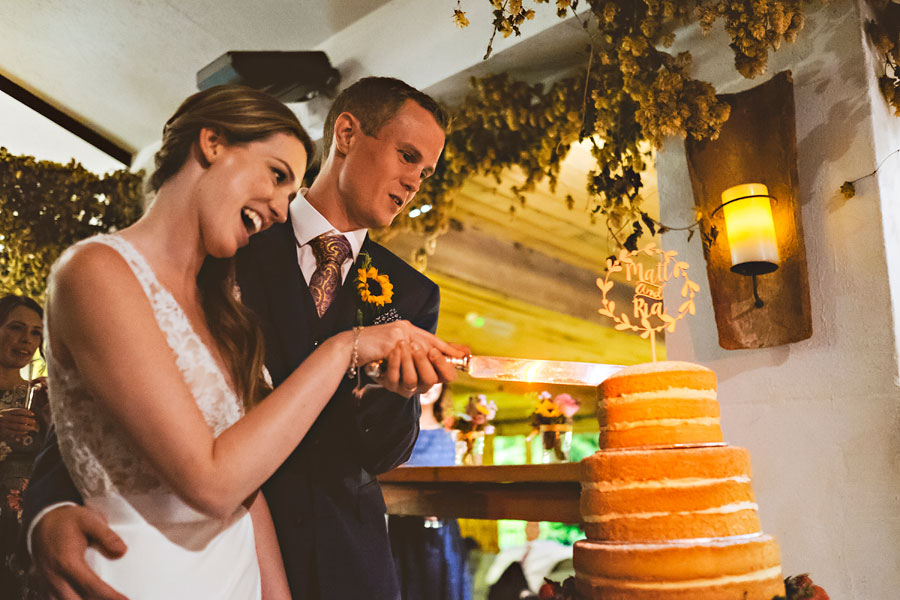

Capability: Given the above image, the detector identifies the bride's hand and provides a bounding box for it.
[355,320,462,366]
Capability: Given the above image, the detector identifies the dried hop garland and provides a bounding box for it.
[419,0,814,254]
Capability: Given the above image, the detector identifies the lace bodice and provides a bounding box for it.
[48,235,245,498]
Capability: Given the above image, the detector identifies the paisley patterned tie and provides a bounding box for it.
[308,233,352,317]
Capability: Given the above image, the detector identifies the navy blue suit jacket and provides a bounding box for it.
[23,220,439,599]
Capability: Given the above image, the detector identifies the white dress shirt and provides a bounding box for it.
[289,190,367,285]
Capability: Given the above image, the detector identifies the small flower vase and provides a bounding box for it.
[454,430,485,465]
[537,422,573,463]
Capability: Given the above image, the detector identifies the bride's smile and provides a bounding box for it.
[193,130,307,258]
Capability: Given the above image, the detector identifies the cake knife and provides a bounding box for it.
[364,355,624,386]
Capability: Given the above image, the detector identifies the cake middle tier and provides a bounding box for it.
[580,446,762,542]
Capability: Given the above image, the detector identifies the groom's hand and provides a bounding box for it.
[33,505,128,600]
[375,341,467,398]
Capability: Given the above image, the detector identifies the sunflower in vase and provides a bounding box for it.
[527,392,580,463]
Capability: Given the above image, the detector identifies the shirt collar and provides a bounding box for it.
[289,189,367,260]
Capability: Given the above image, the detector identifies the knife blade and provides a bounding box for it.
[364,355,623,386]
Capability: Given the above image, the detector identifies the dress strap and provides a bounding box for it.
[85,234,167,307]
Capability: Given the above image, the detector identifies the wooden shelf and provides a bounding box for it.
[378,463,583,523]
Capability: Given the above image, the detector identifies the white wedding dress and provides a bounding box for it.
[47,235,261,599]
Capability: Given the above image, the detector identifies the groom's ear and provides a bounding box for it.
[332,112,359,157]
[197,127,225,166]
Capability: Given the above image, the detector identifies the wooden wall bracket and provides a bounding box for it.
[685,71,812,349]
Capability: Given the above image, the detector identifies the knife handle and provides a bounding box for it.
[363,355,469,380]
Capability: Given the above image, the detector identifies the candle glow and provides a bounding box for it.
[720,183,779,275]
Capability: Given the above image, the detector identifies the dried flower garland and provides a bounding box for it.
[695,0,807,79]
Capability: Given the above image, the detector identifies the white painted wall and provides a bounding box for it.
[658,1,900,597]
[861,0,900,379]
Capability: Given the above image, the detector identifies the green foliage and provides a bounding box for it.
[568,431,599,462]
[493,434,529,465]
[0,148,144,300]
[540,521,585,546]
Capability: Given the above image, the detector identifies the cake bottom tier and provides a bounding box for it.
[573,535,785,600]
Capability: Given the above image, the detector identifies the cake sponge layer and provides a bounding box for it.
[574,535,781,581]
[582,475,756,515]
[574,572,785,600]
[582,446,752,482]
[574,535,784,600]
[598,424,724,450]
[582,508,762,542]
[599,361,716,398]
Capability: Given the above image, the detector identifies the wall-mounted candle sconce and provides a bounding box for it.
[713,183,779,308]
[684,71,812,349]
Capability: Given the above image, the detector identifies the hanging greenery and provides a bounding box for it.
[0,147,144,300]
[389,0,815,253]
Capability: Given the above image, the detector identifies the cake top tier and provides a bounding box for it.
[600,360,716,398]
[596,360,722,449]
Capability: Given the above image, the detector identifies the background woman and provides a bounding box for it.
[389,382,472,600]
[0,294,48,598]
[43,85,461,599]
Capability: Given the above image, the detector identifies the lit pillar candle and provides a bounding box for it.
[720,183,779,275]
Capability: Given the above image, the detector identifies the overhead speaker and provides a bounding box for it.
[197,51,340,103]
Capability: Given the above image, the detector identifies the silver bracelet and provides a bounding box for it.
[347,326,362,379]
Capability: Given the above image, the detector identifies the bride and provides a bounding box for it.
[43,85,461,599]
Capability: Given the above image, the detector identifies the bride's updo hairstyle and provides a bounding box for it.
[148,85,314,194]
[148,85,314,408]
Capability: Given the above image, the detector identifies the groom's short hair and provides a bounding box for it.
[321,76,449,158]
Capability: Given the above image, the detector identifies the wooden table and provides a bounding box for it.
[378,463,583,523]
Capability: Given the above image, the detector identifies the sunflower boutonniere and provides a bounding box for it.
[355,251,395,325]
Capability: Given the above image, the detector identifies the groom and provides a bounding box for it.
[23,77,454,599]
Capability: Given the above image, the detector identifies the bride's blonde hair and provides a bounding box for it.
[148,85,313,408]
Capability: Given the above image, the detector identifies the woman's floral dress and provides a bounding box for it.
[1,381,48,599]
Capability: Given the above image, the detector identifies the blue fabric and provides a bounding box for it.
[389,516,472,600]
[390,427,472,600]
[404,428,456,467]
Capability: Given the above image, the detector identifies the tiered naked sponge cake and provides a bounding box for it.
[574,361,786,600]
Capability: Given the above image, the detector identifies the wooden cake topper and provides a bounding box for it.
[596,244,700,361]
